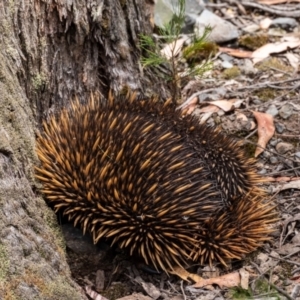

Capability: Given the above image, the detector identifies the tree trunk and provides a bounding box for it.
[0,1,161,299]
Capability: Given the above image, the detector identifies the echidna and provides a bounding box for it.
[35,92,276,272]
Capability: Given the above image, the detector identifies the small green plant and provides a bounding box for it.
[140,35,166,68]
[229,286,253,299]
[229,278,282,300]
[254,278,281,300]
[140,0,212,100]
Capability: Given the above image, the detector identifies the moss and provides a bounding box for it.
[254,88,277,102]
[0,282,18,300]
[278,261,293,279]
[222,66,241,79]
[39,36,47,49]
[44,275,82,300]
[31,73,47,91]
[213,114,222,125]
[6,267,83,300]
[228,132,257,157]
[0,274,23,300]
[183,41,218,65]
[0,244,10,281]
[24,269,48,294]
[102,282,129,300]
[239,34,269,50]
[43,206,66,253]
[243,140,257,157]
[257,57,293,73]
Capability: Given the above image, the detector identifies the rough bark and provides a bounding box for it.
[16,0,165,122]
[0,0,161,299]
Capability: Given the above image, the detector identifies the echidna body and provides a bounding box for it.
[35,93,276,272]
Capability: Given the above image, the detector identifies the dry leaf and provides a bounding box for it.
[207,100,235,112]
[233,99,244,108]
[252,111,275,157]
[183,96,198,115]
[140,282,161,300]
[219,47,253,58]
[170,267,244,290]
[239,268,249,290]
[193,272,240,288]
[200,111,213,124]
[252,39,300,64]
[199,105,219,113]
[170,266,204,283]
[250,121,256,130]
[236,113,256,130]
[199,99,238,114]
[135,277,161,300]
[161,37,187,59]
[285,52,299,70]
[273,179,300,193]
[85,286,109,300]
[169,266,190,281]
[260,17,272,29]
[236,113,248,121]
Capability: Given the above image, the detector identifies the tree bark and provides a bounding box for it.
[0,0,161,299]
